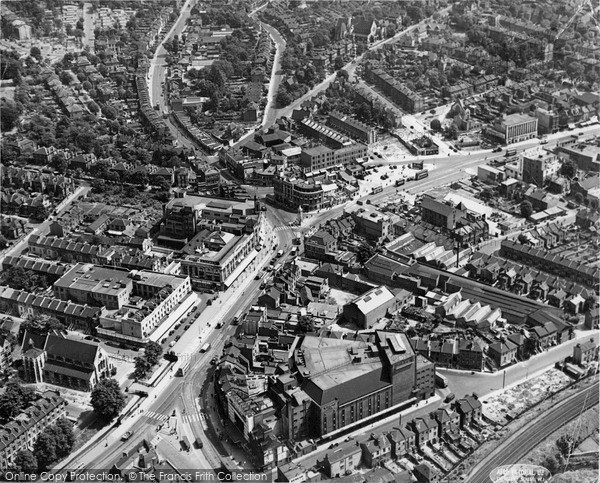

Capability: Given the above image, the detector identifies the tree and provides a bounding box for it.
[21,314,65,336]
[517,233,529,245]
[296,315,315,334]
[574,192,584,205]
[0,234,7,249]
[2,266,33,290]
[144,341,163,366]
[13,450,37,472]
[155,177,172,192]
[0,382,36,421]
[133,356,151,380]
[430,118,442,131]
[87,101,100,114]
[54,418,75,458]
[34,431,57,470]
[560,159,577,178]
[30,46,42,60]
[333,55,344,70]
[520,200,533,218]
[591,198,599,210]
[357,244,376,264]
[556,435,575,457]
[91,379,125,420]
[276,89,292,108]
[336,69,349,81]
[0,99,22,131]
[541,455,560,475]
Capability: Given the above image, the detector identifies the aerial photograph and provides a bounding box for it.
[0,0,598,482]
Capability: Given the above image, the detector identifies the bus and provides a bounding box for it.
[505,148,517,157]
[395,178,406,187]
[372,185,383,194]
[435,373,448,388]
[176,360,190,377]
[414,169,429,180]
[200,342,211,353]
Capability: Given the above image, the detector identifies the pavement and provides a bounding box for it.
[465,380,599,483]
[53,210,293,472]
[440,330,600,401]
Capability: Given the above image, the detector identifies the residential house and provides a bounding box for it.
[572,338,599,365]
[386,427,416,458]
[454,395,482,428]
[360,434,392,468]
[487,340,518,368]
[323,441,362,478]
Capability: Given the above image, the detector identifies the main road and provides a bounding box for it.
[466,380,599,483]
[55,210,295,472]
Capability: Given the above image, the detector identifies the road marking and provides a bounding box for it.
[144,411,169,423]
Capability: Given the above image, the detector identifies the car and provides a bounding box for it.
[232,317,239,325]
[255,274,261,280]
[161,338,167,344]
[185,324,191,330]
[175,336,181,342]
[492,147,502,153]
[192,306,198,312]
[215,322,223,329]
[121,431,134,441]
[169,330,175,336]
[444,393,456,403]
[210,357,217,365]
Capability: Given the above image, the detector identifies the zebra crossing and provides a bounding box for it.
[144,409,203,425]
[274,225,295,232]
[143,411,170,423]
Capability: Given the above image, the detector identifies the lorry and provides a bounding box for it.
[200,342,211,353]
[276,249,284,257]
[435,373,448,388]
[505,148,517,157]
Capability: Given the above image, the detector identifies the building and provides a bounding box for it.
[97,270,192,343]
[487,113,538,145]
[304,230,338,262]
[292,332,416,438]
[572,338,598,365]
[454,395,482,428]
[386,427,415,458]
[521,148,560,187]
[364,64,424,114]
[20,333,114,391]
[328,111,376,144]
[323,441,362,478]
[346,206,391,240]
[53,264,133,310]
[299,119,354,149]
[299,143,367,173]
[487,340,518,368]
[343,286,397,328]
[274,173,339,211]
[0,391,67,469]
[557,144,600,173]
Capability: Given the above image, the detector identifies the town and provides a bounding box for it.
[0,0,598,482]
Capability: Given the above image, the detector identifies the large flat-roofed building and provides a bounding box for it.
[299,143,368,173]
[53,264,133,310]
[487,113,538,145]
[557,144,600,172]
[291,331,416,438]
[521,147,560,187]
[274,173,339,211]
[328,111,376,144]
[0,391,67,469]
[180,229,258,291]
[97,269,192,343]
[162,195,258,240]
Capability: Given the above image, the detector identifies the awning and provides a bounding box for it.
[223,249,258,288]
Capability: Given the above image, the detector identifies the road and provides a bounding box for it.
[466,380,599,483]
[55,209,295,472]
[440,330,599,401]
[258,22,286,129]
[258,8,450,128]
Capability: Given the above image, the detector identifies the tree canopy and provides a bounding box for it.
[91,379,126,420]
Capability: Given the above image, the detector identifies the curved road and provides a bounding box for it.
[466,380,599,483]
